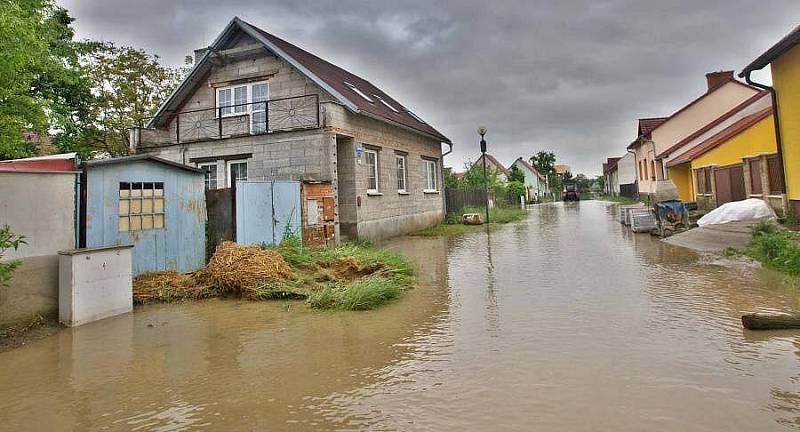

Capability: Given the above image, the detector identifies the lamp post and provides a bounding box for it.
[478,126,489,223]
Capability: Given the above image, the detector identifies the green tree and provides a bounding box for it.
[0,0,91,159]
[78,43,185,157]
[507,180,526,198]
[529,151,556,177]
[461,160,504,192]
[0,225,26,287]
[509,165,525,183]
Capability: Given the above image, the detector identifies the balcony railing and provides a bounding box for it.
[131,94,320,147]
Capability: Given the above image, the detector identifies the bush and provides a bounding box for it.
[307,276,403,310]
[746,223,800,276]
[0,225,25,288]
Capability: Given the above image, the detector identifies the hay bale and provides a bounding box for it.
[133,271,212,304]
[196,241,292,293]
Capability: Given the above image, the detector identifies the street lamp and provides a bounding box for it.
[478,127,489,223]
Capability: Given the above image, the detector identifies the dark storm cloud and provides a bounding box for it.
[60,0,799,174]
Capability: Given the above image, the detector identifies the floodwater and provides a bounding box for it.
[2,201,800,431]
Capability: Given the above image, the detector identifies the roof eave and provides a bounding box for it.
[740,25,800,77]
[358,110,451,144]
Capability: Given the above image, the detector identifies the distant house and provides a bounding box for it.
[472,153,510,182]
[511,157,548,201]
[628,71,760,200]
[603,153,637,198]
[130,17,451,241]
[740,24,800,215]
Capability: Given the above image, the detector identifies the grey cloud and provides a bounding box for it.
[59,0,799,174]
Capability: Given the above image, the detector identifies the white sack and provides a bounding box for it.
[697,198,777,227]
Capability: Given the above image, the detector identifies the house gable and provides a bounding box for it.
[149,17,450,144]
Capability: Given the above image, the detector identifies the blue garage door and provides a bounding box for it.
[235,180,302,245]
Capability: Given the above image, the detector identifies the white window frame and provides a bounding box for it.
[197,162,218,190]
[216,81,269,134]
[396,154,407,193]
[226,159,248,188]
[365,149,379,193]
[423,159,438,192]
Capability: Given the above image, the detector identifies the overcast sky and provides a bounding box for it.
[59,0,798,175]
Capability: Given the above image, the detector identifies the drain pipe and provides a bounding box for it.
[742,71,786,185]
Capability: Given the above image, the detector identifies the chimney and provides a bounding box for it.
[706,71,734,91]
[193,47,209,65]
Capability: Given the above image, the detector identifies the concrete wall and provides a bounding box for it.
[59,245,133,327]
[325,104,445,240]
[617,153,637,186]
[85,160,206,275]
[772,43,800,212]
[0,171,77,326]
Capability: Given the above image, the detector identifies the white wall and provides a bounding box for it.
[0,171,77,259]
[617,153,637,185]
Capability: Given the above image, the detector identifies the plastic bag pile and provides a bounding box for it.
[697,198,777,227]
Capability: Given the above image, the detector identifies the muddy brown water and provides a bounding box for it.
[2,201,800,431]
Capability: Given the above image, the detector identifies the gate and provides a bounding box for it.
[714,164,746,206]
[235,180,302,245]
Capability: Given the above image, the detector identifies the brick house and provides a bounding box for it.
[130,17,451,241]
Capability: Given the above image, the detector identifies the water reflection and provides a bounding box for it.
[1,202,799,431]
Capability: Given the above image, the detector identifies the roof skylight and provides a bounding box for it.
[374,95,399,113]
[343,82,373,103]
[407,111,426,123]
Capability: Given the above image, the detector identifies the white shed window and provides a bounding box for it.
[198,162,217,190]
[365,149,379,192]
[227,160,248,187]
[423,159,438,192]
[119,182,165,232]
[396,155,407,192]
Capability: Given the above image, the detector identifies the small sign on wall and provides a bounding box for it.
[355,144,363,162]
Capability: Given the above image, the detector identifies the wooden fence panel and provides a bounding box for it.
[206,188,234,257]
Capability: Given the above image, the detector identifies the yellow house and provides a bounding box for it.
[740,25,800,214]
[666,107,780,210]
[628,71,760,199]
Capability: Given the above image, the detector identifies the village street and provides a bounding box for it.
[1,200,798,431]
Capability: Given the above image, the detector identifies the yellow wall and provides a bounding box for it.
[667,163,693,201]
[772,44,800,201]
[690,114,776,168]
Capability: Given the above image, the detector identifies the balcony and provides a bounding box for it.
[131,94,320,148]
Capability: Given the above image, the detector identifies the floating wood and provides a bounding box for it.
[741,312,800,330]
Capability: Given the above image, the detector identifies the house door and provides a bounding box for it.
[714,165,746,206]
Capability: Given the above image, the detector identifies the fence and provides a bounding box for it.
[444,187,523,213]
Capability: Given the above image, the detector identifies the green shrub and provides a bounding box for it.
[0,225,25,288]
[308,276,404,310]
[746,223,800,276]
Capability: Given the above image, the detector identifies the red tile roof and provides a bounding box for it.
[656,90,770,159]
[603,157,621,174]
[478,154,509,176]
[638,117,669,137]
[666,107,773,168]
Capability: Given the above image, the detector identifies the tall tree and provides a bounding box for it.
[529,151,556,177]
[78,43,185,157]
[0,0,90,159]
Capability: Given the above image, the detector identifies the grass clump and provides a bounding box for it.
[307,276,403,310]
[745,222,800,276]
[413,206,527,237]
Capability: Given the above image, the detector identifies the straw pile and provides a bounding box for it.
[133,270,214,304]
[196,241,292,293]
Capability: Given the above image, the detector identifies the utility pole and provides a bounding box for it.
[478,127,489,223]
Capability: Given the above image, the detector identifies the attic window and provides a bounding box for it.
[407,111,426,123]
[375,95,399,113]
[344,82,373,103]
